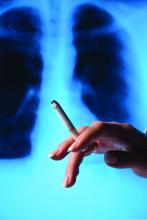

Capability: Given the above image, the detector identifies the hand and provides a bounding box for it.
[49,121,147,187]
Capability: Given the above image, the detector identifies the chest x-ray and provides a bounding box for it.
[0,0,147,219]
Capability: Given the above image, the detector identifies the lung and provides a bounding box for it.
[104,0,147,3]
[72,4,129,122]
[0,0,13,6]
[0,7,43,158]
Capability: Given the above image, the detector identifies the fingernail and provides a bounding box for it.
[48,153,53,158]
[104,154,118,164]
[67,142,78,152]
[48,149,58,158]
[62,176,69,188]
[67,146,73,152]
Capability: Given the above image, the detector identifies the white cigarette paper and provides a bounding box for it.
[51,100,78,140]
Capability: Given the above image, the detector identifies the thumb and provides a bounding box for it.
[104,150,139,168]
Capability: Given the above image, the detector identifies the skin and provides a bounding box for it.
[49,121,147,188]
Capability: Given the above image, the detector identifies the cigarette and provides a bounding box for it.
[51,100,79,140]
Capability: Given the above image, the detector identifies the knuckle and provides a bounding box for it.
[123,123,132,130]
[111,121,120,124]
[91,121,105,128]
[78,126,87,132]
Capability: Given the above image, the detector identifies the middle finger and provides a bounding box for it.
[62,151,84,187]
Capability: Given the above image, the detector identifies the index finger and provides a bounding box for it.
[69,121,132,152]
[49,126,88,160]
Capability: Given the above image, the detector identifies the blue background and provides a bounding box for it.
[0,0,147,219]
